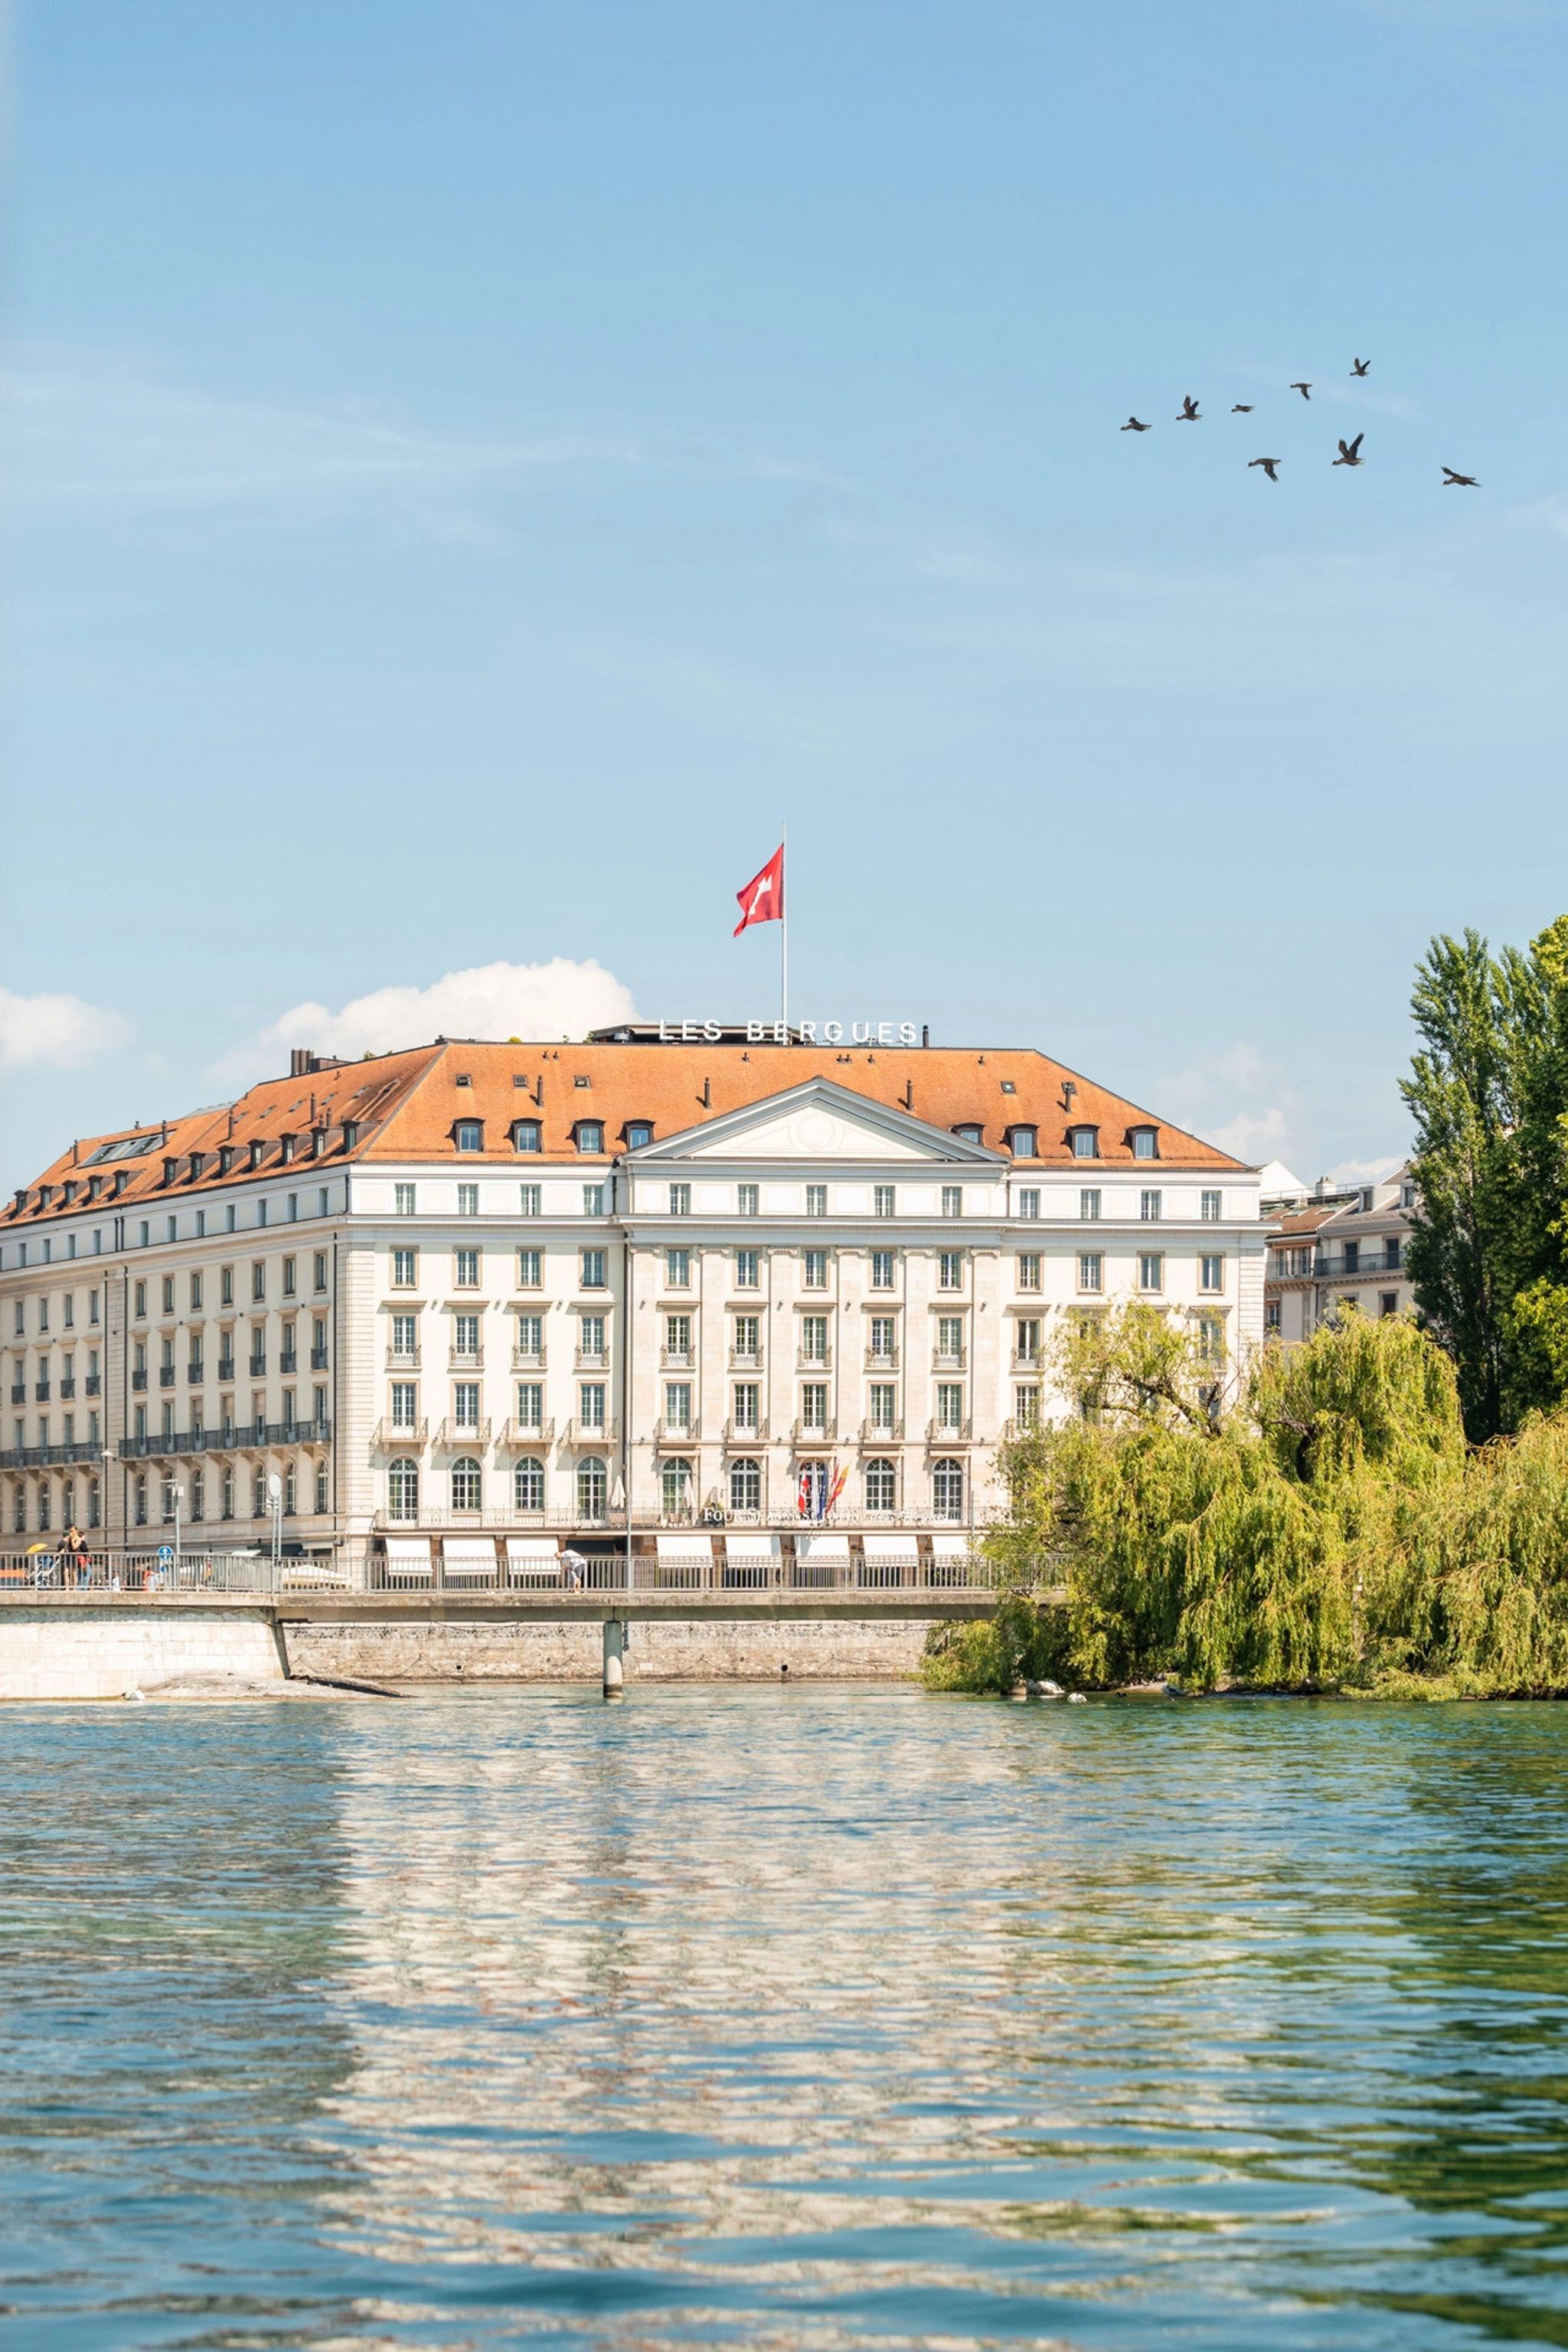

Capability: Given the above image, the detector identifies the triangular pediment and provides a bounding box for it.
[627,1079,1006,1166]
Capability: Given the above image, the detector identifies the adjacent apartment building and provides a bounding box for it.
[0,1029,1265,1559]
[1264,1165,1417,1344]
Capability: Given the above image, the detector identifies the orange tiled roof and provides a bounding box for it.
[5,1040,1248,1223]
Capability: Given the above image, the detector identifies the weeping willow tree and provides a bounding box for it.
[919,1305,1568,1697]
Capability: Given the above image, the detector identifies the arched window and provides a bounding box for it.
[451,1457,482,1511]
[191,1472,204,1522]
[134,1475,149,1527]
[61,1478,75,1529]
[577,1456,607,1520]
[514,1455,545,1511]
[285,1467,298,1515]
[729,1457,760,1514]
[38,1481,51,1532]
[864,1458,897,1513]
[221,1471,235,1521]
[388,1459,420,1521]
[932,1459,965,1522]
[87,1479,100,1531]
[662,1459,691,1521]
[253,1471,267,1518]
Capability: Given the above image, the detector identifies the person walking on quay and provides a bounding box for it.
[62,1524,91,1586]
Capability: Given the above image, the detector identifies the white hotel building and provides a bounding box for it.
[0,1027,1263,1564]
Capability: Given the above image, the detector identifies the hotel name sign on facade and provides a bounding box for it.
[0,1026,1265,1561]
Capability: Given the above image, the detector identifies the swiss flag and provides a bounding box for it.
[733,844,785,936]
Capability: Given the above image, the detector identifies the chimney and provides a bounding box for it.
[290,1048,315,1079]
[921,1025,930,1048]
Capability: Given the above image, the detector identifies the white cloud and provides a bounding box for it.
[1158,1041,1299,1166]
[0,988,130,1075]
[214,959,636,1086]
[1326,1154,1405,1186]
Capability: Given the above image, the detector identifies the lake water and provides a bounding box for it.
[5,1687,1568,2349]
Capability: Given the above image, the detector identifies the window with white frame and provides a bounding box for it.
[452,1382,482,1429]
[664,1247,690,1288]
[805,1184,828,1217]
[1138,1251,1164,1292]
[864,1458,897,1512]
[937,1251,963,1290]
[802,1249,828,1289]
[515,1312,544,1361]
[1200,1254,1225,1293]
[1141,1190,1162,1222]
[626,1122,653,1151]
[581,1249,608,1289]
[395,1184,416,1215]
[1070,1129,1098,1160]
[1016,1189,1040,1220]
[661,1458,692,1519]
[390,1313,419,1358]
[457,1183,479,1217]
[388,1459,419,1520]
[868,1315,897,1361]
[518,1247,543,1289]
[730,1457,761,1512]
[514,1457,545,1511]
[668,1183,691,1217]
[799,1315,828,1363]
[452,1313,481,1357]
[1201,1190,1222,1223]
[1078,1251,1103,1293]
[663,1382,692,1430]
[578,1382,606,1429]
[733,1249,760,1289]
[1009,1125,1038,1158]
[520,1184,542,1217]
[932,1458,965,1521]
[583,1184,606,1217]
[577,1457,607,1518]
[799,1383,828,1429]
[455,1247,480,1287]
[579,1313,606,1361]
[1017,1253,1041,1292]
[941,1185,963,1219]
[731,1314,760,1361]
[1132,1128,1159,1161]
[936,1315,965,1363]
[451,1457,482,1510]
[515,1382,544,1430]
[874,1185,896,1218]
[575,1121,604,1154]
[393,1248,417,1287]
[390,1382,418,1428]
[664,1314,691,1362]
[1015,1317,1041,1363]
[513,1121,541,1155]
[871,1250,895,1290]
[935,1382,965,1429]
[731,1383,760,1429]
[867,1383,897,1429]
[1197,1313,1225,1364]
[737,1183,760,1217]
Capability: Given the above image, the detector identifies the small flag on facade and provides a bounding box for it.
[733,844,785,936]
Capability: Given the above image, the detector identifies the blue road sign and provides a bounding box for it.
[155,1544,175,1569]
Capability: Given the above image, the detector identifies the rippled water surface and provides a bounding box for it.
[5,1688,1568,2348]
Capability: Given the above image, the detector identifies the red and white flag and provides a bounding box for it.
[733,844,785,936]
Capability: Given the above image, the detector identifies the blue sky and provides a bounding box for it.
[5,0,1566,1189]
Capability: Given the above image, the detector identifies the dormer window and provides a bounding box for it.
[248,1140,266,1171]
[952,1123,985,1145]
[188,1152,205,1181]
[87,1175,103,1201]
[342,1122,359,1150]
[511,1119,542,1154]
[312,1128,328,1158]
[1130,1127,1160,1161]
[113,1170,129,1197]
[162,1158,178,1185]
[1007,1126,1038,1158]
[574,1121,604,1154]
[455,1073,472,1088]
[1068,1125,1099,1160]
[219,1147,235,1177]
[279,1134,296,1165]
[63,1180,77,1204]
[626,1122,654,1150]
[454,1121,484,1153]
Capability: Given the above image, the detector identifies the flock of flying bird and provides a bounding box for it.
[1120,358,1480,488]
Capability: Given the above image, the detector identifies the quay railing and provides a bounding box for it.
[0,1544,1010,1602]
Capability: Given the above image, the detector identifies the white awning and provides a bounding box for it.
[384,1538,432,1564]
[862,1534,920,1563]
[505,1537,559,1563]
[656,1534,714,1562]
[931,1534,973,1558]
[725,1533,782,1560]
[442,1538,496,1565]
[796,1534,851,1563]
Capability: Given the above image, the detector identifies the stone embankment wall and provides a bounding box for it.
[0,1609,286,1700]
[284,1617,936,1683]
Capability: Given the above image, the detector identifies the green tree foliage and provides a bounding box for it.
[925,1308,1568,1699]
[1401,917,1568,1438]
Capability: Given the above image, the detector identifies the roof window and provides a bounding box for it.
[952,1123,985,1145]
[573,1074,592,1090]
[1130,1127,1160,1161]
[512,1119,542,1154]
[1068,1125,1099,1160]
[625,1122,654,1150]
[573,1120,604,1153]
[454,1120,484,1153]
[455,1073,472,1088]
[1007,1126,1038,1158]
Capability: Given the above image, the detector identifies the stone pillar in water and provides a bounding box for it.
[603,1616,626,1699]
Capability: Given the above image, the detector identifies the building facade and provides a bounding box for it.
[1264,1166,1416,1344]
[0,1032,1264,1559]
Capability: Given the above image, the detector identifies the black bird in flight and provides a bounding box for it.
[1442,467,1481,487]
[1290,381,1312,400]
[1122,416,1151,431]
[1231,403,1253,413]
[1177,395,1200,420]
[1351,358,1370,377]
[1333,434,1364,468]
[1249,458,1282,482]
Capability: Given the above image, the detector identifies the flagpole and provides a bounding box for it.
[780,823,789,1034]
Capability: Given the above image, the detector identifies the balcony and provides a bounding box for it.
[448,1349,484,1372]
[373,1416,428,1447]
[723,1416,768,1446]
[8,1384,24,1406]
[658,1347,692,1370]
[498,1415,555,1449]
[861,1417,905,1443]
[131,1369,148,1392]
[791,1418,836,1446]
[85,1374,101,1397]
[729,1348,763,1370]
[34,1380,51,1401]
[248,1357,266,1378]
[119,1416,333,1462]
[187,1364,204,1384]
[1314,1246,1404,1279]
[512,1347,546,1371]
[577,1348,610,1370]
[386,1348,421,1371]
[434,1418,490,1452]
[159,1365,176,1387]
[655,1418,699,1446]
[932,1350,967,1371]
[279,1350,298,1375]
[796,1351,831,1373]
[864,1350,899,1371]
[1013,1351,1041,1370]
[926,1417,974,1446]
[59,1378,77,1400]
[310,1347,328,1370]
[217,1358,235,1383]
[0,1439,104,1471]
[564,1416,618,1447]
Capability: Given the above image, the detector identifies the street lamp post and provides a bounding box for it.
[172,1482,185,1589]
[267,1471,283,1589]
